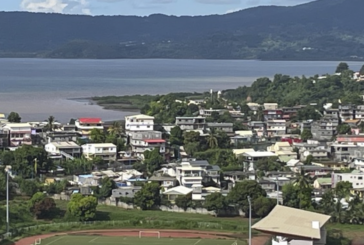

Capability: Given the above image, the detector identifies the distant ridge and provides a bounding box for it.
[1,0,364,60]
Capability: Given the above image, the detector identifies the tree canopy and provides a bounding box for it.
[7,112,21,123]
[134,182,161,210]
[67,194,98,221]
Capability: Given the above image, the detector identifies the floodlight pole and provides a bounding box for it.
[247,196,251,245]
[6,168,9,234]
[276,177,279,205]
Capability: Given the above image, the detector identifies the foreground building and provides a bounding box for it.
[253,205,331,245]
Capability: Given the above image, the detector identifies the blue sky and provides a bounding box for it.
[1,0,314,16]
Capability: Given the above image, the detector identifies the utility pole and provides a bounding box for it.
[5,165,11,235]
[276,177,279,205]
[247,196,252,245]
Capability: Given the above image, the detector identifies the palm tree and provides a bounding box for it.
[90,128,106,143]
[47,115,55,132]
[107,121,123,137]
[206,130,218,149]
[293,169,311,189]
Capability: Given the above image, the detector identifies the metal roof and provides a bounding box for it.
[252,205,330,240]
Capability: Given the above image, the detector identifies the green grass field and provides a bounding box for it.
[39,235,245,245]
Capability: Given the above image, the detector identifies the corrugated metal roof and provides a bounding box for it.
[252,205,330,240]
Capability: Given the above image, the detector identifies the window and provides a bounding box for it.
[359,177,363,180]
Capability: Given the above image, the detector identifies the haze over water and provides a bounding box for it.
[1,58,362,123]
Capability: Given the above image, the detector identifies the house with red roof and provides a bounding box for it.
[130,131,166,158]
[75,118,104,138]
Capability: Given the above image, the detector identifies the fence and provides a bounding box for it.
[0,219,226,241]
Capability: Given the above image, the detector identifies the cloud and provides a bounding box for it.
[225,8,241,13]
[195,0,240,4]
[20,0,91,14]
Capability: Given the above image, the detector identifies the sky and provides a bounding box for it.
[0,0,315,16]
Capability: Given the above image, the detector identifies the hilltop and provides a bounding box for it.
[1,0,364,60]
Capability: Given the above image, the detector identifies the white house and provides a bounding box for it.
[175,159,220,188]
[2,123,32,147]
[129,131,165,158]
[125,114,154,134]
[75,118,104,137]
[82,143,117,162]
[266,120,286,136]
[45,141,81,159]
[332,171,364,189]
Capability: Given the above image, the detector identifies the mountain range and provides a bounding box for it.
[1,0,364,60]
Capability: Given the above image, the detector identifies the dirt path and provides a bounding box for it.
[12,229,270,245]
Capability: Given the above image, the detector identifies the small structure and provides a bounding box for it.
[75,118,104,138]
[162,186,192,203]
[253,205,331,245]
[82,143,117,162]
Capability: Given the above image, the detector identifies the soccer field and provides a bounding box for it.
[39,235,246,245]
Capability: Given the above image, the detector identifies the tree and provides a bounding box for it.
[227,180,267,217]
[134,182,161,210]
[336,62,349,73]
[253,196,275,218]
[301,129,313,141]
[67,194,98,221]
[183,131,200,145]
[335,181,352,199]
[11,145,53,178]
[175,193,192,211]
[204,192,227,216]
[360,64,364,75]
[29,192,57,219]
[46,115,55,132]
[206,131,218,149]
[337,124,351,135]
[143,148,164,173]
[305,154,314,165]
[293,170,311,189]
[169,126,184,145]
[296,107,321,121]
[282,183,300,208]
[94,177,116,199]
[107,121,123,137]
[90,128,106,143]
[7,112,21,123]
[18,179,41,196]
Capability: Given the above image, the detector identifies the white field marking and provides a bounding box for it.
[44,236,64,245]
[193,239,201,245]
[229,241,238,245]
[88,237,99,243]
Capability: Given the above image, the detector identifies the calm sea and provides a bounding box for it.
[0,58,362,123]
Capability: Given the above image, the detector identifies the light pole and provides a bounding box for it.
[276,177,279,205]
[247,196,252,245]
[5,165,11,235]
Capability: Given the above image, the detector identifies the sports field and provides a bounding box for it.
[39,235,245,245]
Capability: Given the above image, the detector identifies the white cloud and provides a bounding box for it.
[196,0,240,4]
[20,0,91,15]
[225,8,241,13]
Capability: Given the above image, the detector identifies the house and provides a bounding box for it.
[299,165,334,177]
[311,117,338,141]
[46,131,80,143]
[125,114,154,134]
[73,174,101,186]
[129,131,166,158]
[81,143,117,162]
[353,158,364,172]
[149,175,176,188]
[253,205,330,245]
[258,179,277,193]
[286,159,304,173]
[45,141,81,159]
[111,186,142,198]
[313,178,332,190]
[266,120,286,136]
[248,121,265,136]
[0,129,9,148]
[207,123,234,134]
[281,105,306,120]
[312,161,351,171]
[338,104,356,121]
[332,171,364,189]
[2,123,32,147]
[263,106,283,121]
[356,105,364,120]
[330,143,364,162]
[243,151,276,162]
[301,149,328,162]
[75,118,104,138]
[232,148,255,157]
[267,142,293,152]
[162,186,192,203]
[175,116,206,131]
[175,159,220,187]
[336,135,364,145]
[199,108,227,117]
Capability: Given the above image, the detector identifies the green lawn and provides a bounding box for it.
[40,235,244,245]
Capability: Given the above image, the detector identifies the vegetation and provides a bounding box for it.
[66,194,98,221]
[7,112,21,123]
[2,0,364,60]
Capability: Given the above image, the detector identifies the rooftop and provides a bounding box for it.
[78,118,102,124]
[126,114,154,120]
[252,205,330,240]
[243,151,276,157]
[49,141,80,148]
[83,143,116,148]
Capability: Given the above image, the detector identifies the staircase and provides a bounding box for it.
[60,151,74,160]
